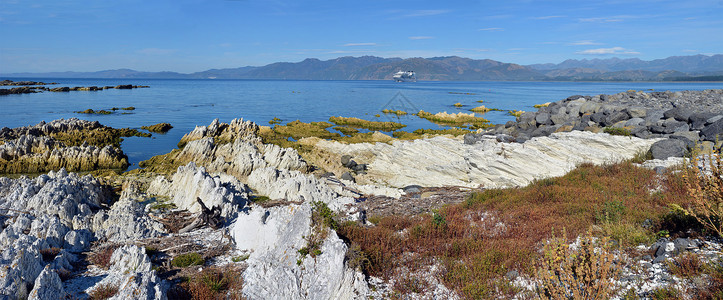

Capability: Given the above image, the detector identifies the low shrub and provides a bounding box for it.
[88,284,119,300]
[536,230,619,299]
[89,245,119,269]
[666,252,705,278]
[172,252,205,268]
[179,267,244,300]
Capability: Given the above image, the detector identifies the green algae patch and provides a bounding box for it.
[136,149,185,175]
[508,110,525,117]
[269,117,282,125]
[329,116,405,131]
[274,120,339,140]
[393,128,473,140]
[453,102,463,107]
[382,109,408,116]
[141,123,173,133]
[469,105,491,113]
[416,110,492,129]
[333,126,359,136]
[534,102,551,108]
[50,128,150,148]
[76,109,112,115]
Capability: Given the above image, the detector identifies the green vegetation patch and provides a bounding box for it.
[333,126,359,135]
[382,109,408,116]
[76,109,112,115]
[50,127,150,148]
[329,116,406,131]
[393,128,473,139]
[172,252,205,268]
[416,110,492,129]
[141,123,173,133]
[603,127,632,136]
[269,117,282,125]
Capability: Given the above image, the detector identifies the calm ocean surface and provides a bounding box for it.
[2,78,722,168]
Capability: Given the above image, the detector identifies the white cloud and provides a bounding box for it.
[342,42,377,47]
[478,27,503,31]
[533,15,565,20]
[569,40,602,46]
[409,36,434,40]
[682,49,699,53]
[576,47,640,55]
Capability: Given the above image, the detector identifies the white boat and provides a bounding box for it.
[393,70,416,82]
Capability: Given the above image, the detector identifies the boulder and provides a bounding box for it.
[535,112,551,126]
[591,112,606,124]
[701,118,723,142]
[689,112,716,130]
[579,102,602,115]
[624,118,645,127]
[625,107,648,118]
[649,139,688,159]
[664,107,694,122]
[670,131,700,147]
[604,111,631,126]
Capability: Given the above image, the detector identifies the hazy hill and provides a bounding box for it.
[528,54,723,72]
[2,54,721,81]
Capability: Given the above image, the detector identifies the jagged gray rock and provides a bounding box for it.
[232,202,368,299]
[28,265,65,300]
[148,162,249,219]
[85,245,167,300]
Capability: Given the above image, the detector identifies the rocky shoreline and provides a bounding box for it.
[471,89,723,159]
[0,89,722,299]
[0,80,149,95]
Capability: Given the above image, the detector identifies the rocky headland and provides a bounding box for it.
[0,119,150,174]
[0,89,722,299]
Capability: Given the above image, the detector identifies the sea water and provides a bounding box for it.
[1,78,721,168]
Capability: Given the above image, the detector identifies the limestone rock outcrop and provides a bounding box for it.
[148,162,249,219]
[0,118,148,173]
[314,131,660,188]
[85,245,167,300]
[232,202,368,299]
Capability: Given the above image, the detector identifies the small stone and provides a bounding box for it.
[340,155,352,167]
[340,172,355,182]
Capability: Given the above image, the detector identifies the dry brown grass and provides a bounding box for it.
[175,266,245,300]
[89,245,119,269]
[338,161,692,299]
[88,284,119,300]
[536,230,618,299]
[666,252,706,279]
[677,150,723,237]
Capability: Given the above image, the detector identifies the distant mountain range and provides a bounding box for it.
[3,54,722,81]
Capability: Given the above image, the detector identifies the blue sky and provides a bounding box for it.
[1,0,721,73]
